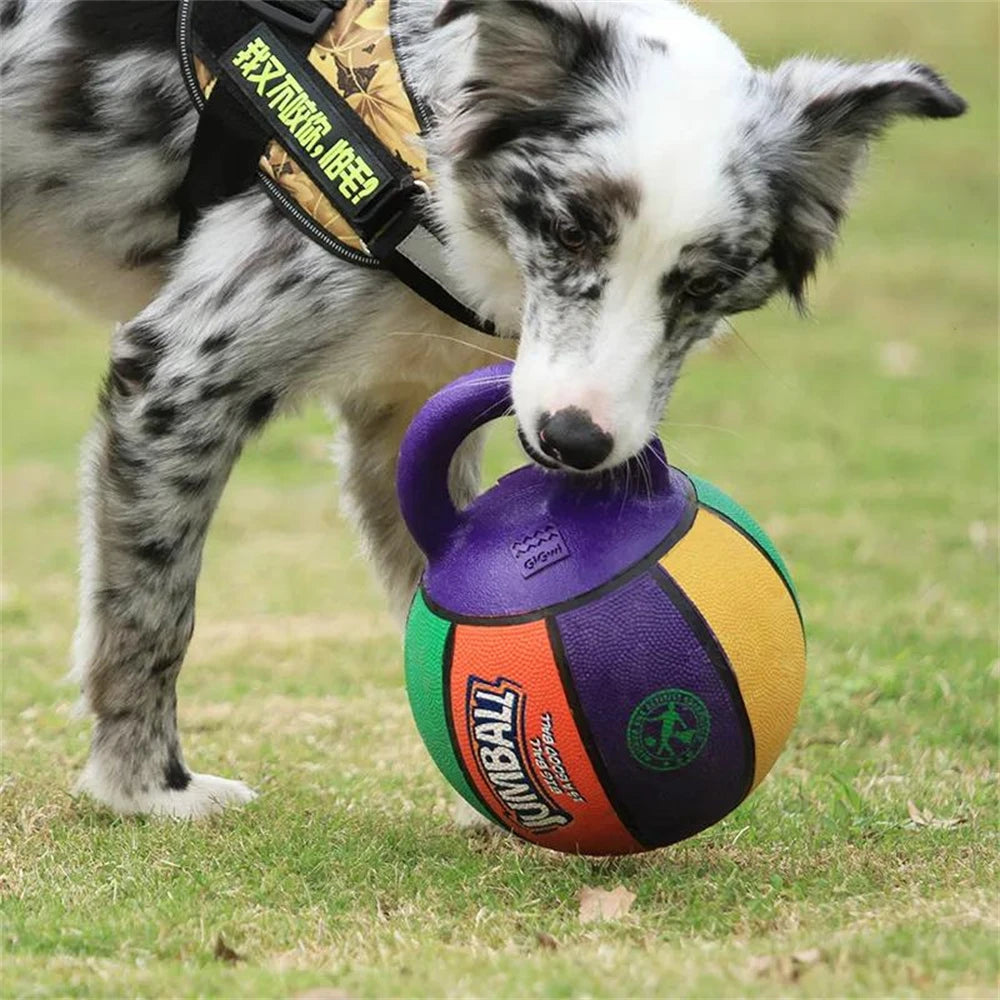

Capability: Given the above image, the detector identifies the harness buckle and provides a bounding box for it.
[360,178,425,260]
[240,0,342,39]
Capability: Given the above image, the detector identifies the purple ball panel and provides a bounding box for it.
[553,572,752,848]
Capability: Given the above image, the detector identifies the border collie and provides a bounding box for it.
[0,0,965,817]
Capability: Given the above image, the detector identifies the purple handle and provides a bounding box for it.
[398,362,514,558]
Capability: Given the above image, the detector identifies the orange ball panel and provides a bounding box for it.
[449,620,640,855]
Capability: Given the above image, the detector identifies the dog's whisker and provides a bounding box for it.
[722,319,806,402]
[658,437,702,470]
[637,452,653,506]
[721,319,773,371]
[712,261,755,281]
[646,445,671,471]
[619,461,632,518]
[383,330,515,363]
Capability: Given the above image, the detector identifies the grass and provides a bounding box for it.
[2,2,997,997]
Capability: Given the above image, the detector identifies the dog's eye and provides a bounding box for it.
[554,220,588,252]
[684,275,727,300]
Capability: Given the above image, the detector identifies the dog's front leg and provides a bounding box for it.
[72,195,354,818]
[336,386,494,832]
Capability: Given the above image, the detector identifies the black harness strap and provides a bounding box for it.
[177,2,334,240]
[176,0,495,335]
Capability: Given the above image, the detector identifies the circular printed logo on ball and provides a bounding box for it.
[627,688,710,771]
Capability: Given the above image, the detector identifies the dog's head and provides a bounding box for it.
[429,0,965,471]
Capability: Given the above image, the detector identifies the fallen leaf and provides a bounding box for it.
[906,801,968,830]
[907,799,928,826]
[577,885,636,924]
[933,815,969,830]
[536,931,559,951]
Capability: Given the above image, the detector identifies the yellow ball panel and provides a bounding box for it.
[659,509,805,789]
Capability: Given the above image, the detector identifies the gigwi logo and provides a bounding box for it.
[509,525,570,579]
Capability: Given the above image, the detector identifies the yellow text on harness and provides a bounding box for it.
[231,35,381,205]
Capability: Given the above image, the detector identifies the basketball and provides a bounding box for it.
[398,364,806,855]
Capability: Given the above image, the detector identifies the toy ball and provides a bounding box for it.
[398,364,805,855]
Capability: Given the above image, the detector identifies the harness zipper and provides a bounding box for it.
[388,0,434,136]
[177,0,205,112]
[257,171,381,267]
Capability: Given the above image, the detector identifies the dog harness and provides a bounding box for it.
[177,0,494,334]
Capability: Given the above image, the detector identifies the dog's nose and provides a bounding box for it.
[537,408,614,471]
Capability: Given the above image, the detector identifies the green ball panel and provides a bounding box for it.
[685,472,799,607]
[404,589,494,822]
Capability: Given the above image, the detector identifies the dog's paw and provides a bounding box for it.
[148,773,258,820]
[77,764,257,819]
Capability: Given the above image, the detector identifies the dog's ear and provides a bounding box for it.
[436,0,615,160]
[764,58,966,305]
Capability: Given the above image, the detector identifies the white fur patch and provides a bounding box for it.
[76,763,257,820]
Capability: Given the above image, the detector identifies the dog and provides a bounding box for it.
[0,0,965,818]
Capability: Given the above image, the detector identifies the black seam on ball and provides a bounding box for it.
[439,621,499,826]
[695,503,805,634]
[650,567,757,804]
[546,617,649,849]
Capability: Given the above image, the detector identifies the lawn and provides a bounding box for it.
[2,2,997,997]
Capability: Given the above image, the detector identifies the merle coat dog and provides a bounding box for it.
[0,0,965,817]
